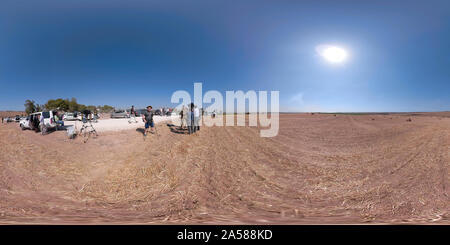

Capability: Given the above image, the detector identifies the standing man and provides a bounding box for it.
[39,113,46,135]
[179,106,185,129]
[129,105,137,123]
[93,109,99,122]
[142,105,155,136]
[183,105,188,129]
[187,103,195,134]
[194,105,200,132]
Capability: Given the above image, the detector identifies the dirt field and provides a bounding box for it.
[0,111,25,118]
[0,113,448,224]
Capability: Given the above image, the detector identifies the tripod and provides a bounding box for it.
[79,119,98,143]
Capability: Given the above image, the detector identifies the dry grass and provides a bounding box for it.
[0,111,25,118]
[0,113,448,224]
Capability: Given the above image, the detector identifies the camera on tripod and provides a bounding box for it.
[82,109,92,123]
[78,109,98,142]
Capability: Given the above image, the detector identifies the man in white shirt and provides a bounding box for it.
[194,105,200,132]
[39,114,46,135]
[128,105,137,123]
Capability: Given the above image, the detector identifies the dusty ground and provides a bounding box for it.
[0,113,448,224]
[0,111,25,118]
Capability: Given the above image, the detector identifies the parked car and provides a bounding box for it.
[20,111,57,132]
[19,116,30,129]
[154,109,162,116]
[63,112,78,121]
[126,108,143,117]
[134,109,146,116]
[14,115,21,122]
[111,109,129,118]
[74,112,83,121]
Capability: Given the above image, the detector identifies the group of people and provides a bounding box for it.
[4,104,204,137]
[179,103,201,134]
[159,107,172,116]
[136,103,202,136]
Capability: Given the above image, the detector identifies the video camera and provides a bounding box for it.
[82,109,92,122]
[82,109,91,116]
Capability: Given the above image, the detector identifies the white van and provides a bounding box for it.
[63,112,78,121]
[20,111,57,132]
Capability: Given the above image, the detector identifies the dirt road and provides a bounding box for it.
[63,116,176,132]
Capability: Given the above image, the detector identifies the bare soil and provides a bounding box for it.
[0,111,25,118]
[0,113,448,224]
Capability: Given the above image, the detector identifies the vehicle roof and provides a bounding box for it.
[30,111,52,115]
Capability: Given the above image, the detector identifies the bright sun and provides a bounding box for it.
[317,45,348,63]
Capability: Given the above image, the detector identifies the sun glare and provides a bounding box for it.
[317,45,348,64]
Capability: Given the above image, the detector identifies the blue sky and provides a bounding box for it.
[0,0,449,112]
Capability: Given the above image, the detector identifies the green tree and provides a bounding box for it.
[78,104,86,111]
[35,103,44,112]
[86,105,97,112]
[68,98,79,112]
[98,105,114,113]
[24,100,36,114]
[45,98,69,111]
[27,97,113,114]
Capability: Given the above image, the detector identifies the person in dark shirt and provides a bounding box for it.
[187,103,195,134]
[142,105,155,136]
[179,108,184,129]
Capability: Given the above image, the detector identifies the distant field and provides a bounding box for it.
[0,113,448,224]
[0,111,26,118]
[313,112,450,117]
